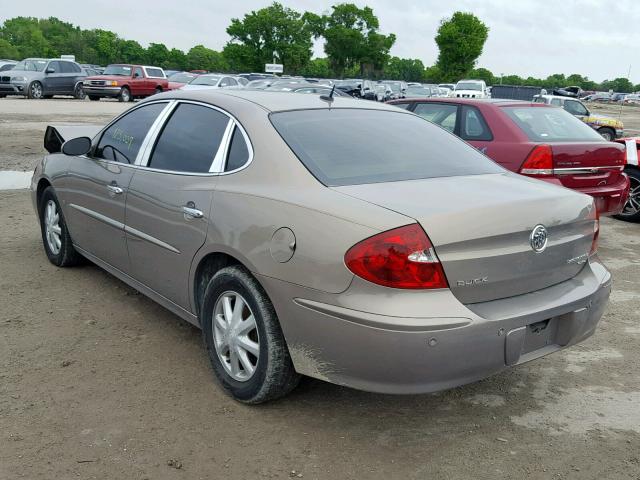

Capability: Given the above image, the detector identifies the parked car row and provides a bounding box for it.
[32,88,613,403]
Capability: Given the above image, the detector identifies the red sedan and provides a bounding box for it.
[388,98,630,216]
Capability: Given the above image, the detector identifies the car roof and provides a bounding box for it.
[151,89,402,113]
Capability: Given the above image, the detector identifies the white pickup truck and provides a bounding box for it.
[449,79,489,99]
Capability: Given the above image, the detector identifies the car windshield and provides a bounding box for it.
[13,59,48,72]
[503,106,605,142]
[103,65,133,76]
[270,109,503,186]
[385,82,402,92]
[456,82,482,91]
[246,79,273,89]
[169,72,197,83]
[190,75,221,86]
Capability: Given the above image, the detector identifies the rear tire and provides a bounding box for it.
[27,81,43,99]
[154,86,162,95]
[201,266,300,404]
[614,168,640,222]
[117,87,131,102]
[598,127,615,141]
[39,187,83,267]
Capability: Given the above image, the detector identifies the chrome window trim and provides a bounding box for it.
[137,100,178,165]
[220,120,255,176]
[134,99,254,176]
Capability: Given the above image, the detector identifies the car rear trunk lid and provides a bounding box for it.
[333,173,596,304]
[551,142,625,189]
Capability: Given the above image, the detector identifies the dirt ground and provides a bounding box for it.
[0,98,639,480]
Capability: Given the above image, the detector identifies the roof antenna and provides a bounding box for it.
[320,85,335,106]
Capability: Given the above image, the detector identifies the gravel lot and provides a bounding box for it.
[0,97,639,479]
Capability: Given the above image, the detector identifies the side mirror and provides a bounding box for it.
[134,73,140,78]
[45,68,55,74]
[62,137,92,156]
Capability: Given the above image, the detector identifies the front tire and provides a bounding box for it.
[614,169,640,222]
[118,87,131,102]
[598,127,615,141]
[74,83,85,100]
[201,266,300,404]
[27,81,44,99]
[39,187,83,267]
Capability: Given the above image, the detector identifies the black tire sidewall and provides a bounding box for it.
[39,188,72,266]
[202,268,271,402]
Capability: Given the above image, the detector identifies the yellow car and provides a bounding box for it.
[533,95,624,141]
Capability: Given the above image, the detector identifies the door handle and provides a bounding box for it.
[183,205,203,219]
[107,184,124,195]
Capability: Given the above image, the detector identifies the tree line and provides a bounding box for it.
[0,4,637,92]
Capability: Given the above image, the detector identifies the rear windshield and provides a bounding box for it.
[503,106,604,142]
[270,109,503,186]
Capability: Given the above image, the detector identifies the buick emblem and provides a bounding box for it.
[530,225,548,253]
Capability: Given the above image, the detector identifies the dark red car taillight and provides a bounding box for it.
[344,224,449,289]
[519,145,553,176]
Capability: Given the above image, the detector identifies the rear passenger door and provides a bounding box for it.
[125,101,233,310]
[59,61,78,94]
[458,105,494,155]
[43,61,64,93]
[411,102,460,134]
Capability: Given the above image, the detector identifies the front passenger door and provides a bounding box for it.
[62,102,169,273]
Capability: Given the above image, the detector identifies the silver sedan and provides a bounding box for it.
[31,90,611,403]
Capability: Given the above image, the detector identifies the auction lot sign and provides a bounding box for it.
[265,63,284,73]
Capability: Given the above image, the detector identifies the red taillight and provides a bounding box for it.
[344,224,448,289]
[520,145,554,176]
[589,203,600,256]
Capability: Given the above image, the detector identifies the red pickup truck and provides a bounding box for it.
[83,64,169,102]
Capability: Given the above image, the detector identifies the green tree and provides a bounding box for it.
[469,67,495,85]
[223,2,314,74]
[299,57,331,78]
[167,48,187,70]
[385,57,425,82]
[601,77,633,93]
[435,12,489,82]
[318,4,395,78]
[186,45,228,72]
[146,42,170,67]
[423,65,442,83]
[1,17,52,58]
[119,40,146,64]
[0,38,20,59]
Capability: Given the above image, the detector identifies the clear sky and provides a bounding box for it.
[2,0,637,83]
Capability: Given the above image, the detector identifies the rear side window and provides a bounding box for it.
[413,103,458,133]
[225,127,250,172]
[564,100,589,116]
[460,106,493,141]
[145,68,164,78]
[96,102,167,163]
[148,103,229,173]
[503,106,604,142]
[270,109,503,186]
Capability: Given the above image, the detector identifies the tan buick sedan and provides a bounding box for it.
[31,90,611,403]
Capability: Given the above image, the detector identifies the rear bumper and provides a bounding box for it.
[259,259,611,394]
[539,174,630,216]
[575,173,630,216]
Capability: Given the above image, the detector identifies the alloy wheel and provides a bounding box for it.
[31,82,43,99]
[621,176,640,216]
[212,291,260,382]
[44,200,61,254]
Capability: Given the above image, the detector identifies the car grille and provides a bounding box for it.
[0,76,10,84]
[87,80,106,86]
[456,94,477,98]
